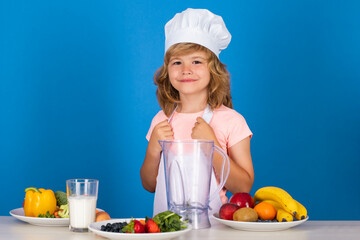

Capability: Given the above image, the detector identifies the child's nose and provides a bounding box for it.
[182,63,192,75]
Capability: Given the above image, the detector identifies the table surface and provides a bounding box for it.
[1,216,360,240]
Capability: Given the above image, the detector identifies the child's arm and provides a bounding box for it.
[224,137,254,193]
[140,120,174,192]
[192,117,254,193]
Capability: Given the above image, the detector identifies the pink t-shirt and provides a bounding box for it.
[146,105,253,203]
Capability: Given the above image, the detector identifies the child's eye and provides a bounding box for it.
[193,60,202,64]
[172,61,181,65]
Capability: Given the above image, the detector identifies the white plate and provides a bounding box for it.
[10,208,69,226]
[10,207,104,227]
[212,213,308,231]
[88,218,192,240]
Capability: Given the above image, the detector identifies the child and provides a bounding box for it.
[140,8,254,215]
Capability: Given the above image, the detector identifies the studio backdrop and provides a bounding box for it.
[0,0,359,220]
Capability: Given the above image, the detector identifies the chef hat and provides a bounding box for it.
[165,8,231,58]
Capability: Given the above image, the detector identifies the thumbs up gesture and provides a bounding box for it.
[191,117,217,142]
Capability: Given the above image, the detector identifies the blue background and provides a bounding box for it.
[1,0,359,220]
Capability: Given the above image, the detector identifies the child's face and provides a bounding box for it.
[168,51,211,99]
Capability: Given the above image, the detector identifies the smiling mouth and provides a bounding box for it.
[179,79,197,82]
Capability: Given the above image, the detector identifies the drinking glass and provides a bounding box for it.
[66,179,99,232]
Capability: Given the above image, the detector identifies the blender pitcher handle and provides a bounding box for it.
[209,145,230,203]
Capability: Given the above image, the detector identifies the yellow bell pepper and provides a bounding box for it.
[24,187,57,217]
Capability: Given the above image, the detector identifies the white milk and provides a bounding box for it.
[68,196,97,229]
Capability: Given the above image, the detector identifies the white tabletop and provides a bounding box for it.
[1,216,360,240]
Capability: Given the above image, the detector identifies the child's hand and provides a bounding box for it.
[149,120,174,152]
[191,117,218,143]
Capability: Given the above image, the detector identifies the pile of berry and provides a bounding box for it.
[101,222,128,232]
[256,219,279,222]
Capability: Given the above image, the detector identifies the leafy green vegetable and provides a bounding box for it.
[122,219,135,233]
[38,211,55,218]
[55,191,68,206]
[152,211,187,232]
[58,204,69,218]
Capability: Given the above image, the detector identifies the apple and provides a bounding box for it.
[219,203,240,220]
[229,192,255,208]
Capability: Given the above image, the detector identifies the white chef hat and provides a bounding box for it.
[164,8,231,58]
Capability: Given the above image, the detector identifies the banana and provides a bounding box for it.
[294,199,307,220]
[276,209,294,222]
[263,200,283,211]
[263,200,294,222]
[254,187,298,216]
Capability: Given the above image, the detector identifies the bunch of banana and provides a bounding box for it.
[254,186,307,222]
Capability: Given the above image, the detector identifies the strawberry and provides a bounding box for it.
[122,220,145,233]
[145,218,161,233]
[134,220,145,233]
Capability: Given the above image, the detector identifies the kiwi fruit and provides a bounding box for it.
[233,207,258,222]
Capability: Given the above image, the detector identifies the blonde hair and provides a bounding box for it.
[154,43,233,116]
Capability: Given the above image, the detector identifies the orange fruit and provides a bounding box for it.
[254,202,276,220]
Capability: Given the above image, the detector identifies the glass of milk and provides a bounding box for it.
[66,179,99,232]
